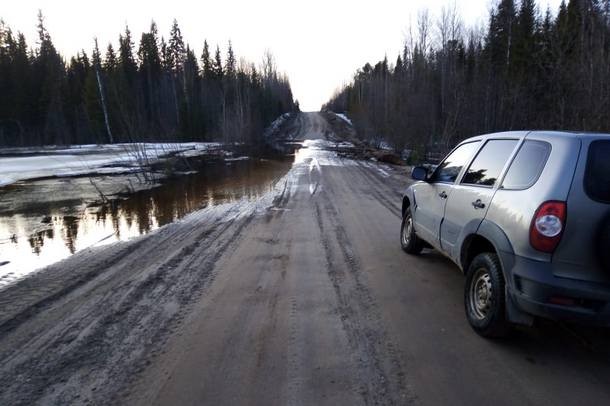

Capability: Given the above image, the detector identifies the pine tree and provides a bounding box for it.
[182,45,200,137]
[138,22,162,76]
[118,26,137,83]
[160,36,171,71]
[104,43,117,72]
[92,38,102,67]
[488,0,517,69]
[168,19,185,72]
[84,62,102,140]
[225,41,236,78]
[34,10,67,144]
[0,16,295,146]
[513,0,537,73]
[201,40,213,79]
[213,45,223,79]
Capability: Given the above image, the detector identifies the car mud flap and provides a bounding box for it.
[506,287,534,326]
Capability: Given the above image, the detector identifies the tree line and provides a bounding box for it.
[0,12,297,147]
[324,0,610,157]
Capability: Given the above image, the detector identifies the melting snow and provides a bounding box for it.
[335,113,352,126]
[0,142,222,187]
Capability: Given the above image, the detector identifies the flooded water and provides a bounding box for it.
[0,156,293,288]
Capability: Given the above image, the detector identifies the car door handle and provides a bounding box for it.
[439,191,448,199]
[472,199,485,209]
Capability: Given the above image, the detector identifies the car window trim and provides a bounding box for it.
[459,138,521,188]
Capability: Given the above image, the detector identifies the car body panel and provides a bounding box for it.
[410,182,449,251]
[411,138,484,251]
[484,132,581,262]
[441,185,496,260]
[553,135,610,283]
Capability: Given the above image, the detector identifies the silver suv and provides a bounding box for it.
[401,131,610,337]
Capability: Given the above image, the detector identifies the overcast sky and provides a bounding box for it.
[3,0,562,111]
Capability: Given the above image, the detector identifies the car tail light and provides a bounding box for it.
[530,201,567,253]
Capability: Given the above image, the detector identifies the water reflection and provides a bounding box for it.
[0,158,291,287]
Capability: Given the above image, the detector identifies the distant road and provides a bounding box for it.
[1,112,610,405]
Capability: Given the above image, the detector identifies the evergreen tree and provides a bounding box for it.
[160,36,171,71]
[118,26,137,83]
[325,0,610,152]
[213,45,223,79]
[84,40,105,141]
[0,15,294,146]
[104,43,118,72]
[201,40,213,79]
[34,10,67,144]
[225,41,236,78]
[168,19,185,72]
[488,0,517,69]
[138,22,162,130]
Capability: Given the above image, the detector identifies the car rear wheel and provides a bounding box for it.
[464,253,511,338]
[401,207,424,255]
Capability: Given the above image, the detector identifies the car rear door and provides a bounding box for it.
[412,141,480,249]
[553,137,610,283]
[440,138,520,262]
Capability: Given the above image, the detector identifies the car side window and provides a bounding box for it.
[461,139,518,187]
[584,140,610,203]
[501,140,551,190]
[429,142,480,183]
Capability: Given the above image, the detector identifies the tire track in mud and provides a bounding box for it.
[0,212,216,337]
[313,189,415,405]
[242,209,293,380]
[352,163,402,219]
[360,161,406,201]
[0,238,148,336]
[0,215,220,365]
[0,206,256,406]
[110,211,258,404]
[286,295,302,406]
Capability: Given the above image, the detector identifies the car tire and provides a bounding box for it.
[400,207,424,255]
[464,253,511,338]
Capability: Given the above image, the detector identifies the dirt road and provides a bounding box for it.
[1,112,610,405]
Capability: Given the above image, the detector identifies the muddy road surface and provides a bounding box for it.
[1,112,610,405]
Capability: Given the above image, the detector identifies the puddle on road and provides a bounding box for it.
[0,156,293,288]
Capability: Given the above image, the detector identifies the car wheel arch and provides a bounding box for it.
[460,220,515,274]
[461,222,532,326]
[461,234,497,271]
[402,196,411,218]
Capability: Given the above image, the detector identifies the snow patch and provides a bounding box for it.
[0,142,223,187]
[375,167,391,178]
[264,112,292,138]
[335,113,352,126]
[224,156,250,162]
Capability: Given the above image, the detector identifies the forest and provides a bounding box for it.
[324,0,610,157]
[0,13,296,147]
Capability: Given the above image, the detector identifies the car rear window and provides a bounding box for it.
[501,140,551,190]
[585,140,610,203]
[461,139,518,186]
